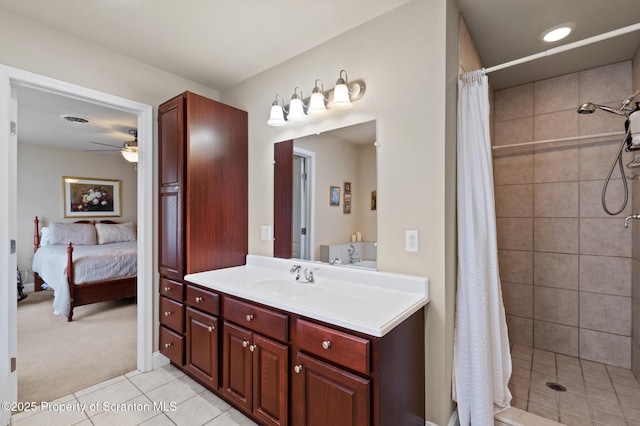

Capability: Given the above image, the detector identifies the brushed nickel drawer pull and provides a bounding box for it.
[164,342,172,348]
[164,286,171,292]
[322,340,331,350]
[195,296,203,303]
[242,340,250,348]
[249,344,256,352]
[294,365,303,374]
[246,314,254,321]
[208,326,214,332]
[164,311,172,317]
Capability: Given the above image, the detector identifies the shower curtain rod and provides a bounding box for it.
[484,22,640,74]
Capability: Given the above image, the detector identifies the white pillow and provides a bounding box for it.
[48,222,97,246]
[40,227,50,246]
[95,222,137,244]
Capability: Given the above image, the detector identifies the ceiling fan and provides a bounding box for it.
[89,129,138,162]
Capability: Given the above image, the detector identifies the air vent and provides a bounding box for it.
[60,115,90,124]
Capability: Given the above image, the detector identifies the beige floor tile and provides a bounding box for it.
[588,397,623,416]
[560,381,586,396]
[138,413,176,425]
[532,363,557,377]
[527,401,559,422]
[618,393,640,409]
[512,350,534,362]
[585,386,618,404]
[591,409,626,426]
[128,364,185,394]
[556,362,581,375]
[614,382,640,397]
[606,365,636,377]
[166,392,231,426]
[205,409,258,425]
[513,366,532,379]
[89,395,158,426]
[623,405,640,422]
[145,375,205,406]
[557,369,583,385]
[74,375,127,398]
[511,397,528,410]
[556,354,581,366]
[77,379,143,416]
[609,373,640,387]
[510,374,531,389]
[582,367,610,380]
[509,383,530,400]
[513,357,533,370]
[581,359,607,372]
[583,375,614,392]
[559,411,593,426]
[529,390,557,408]
[512,344,534,354]
[10,402,88,426]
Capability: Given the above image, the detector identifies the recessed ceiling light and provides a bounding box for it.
[540,23,576,43]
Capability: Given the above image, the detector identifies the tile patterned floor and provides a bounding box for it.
[10,364,257,426]
[510,344,640,426]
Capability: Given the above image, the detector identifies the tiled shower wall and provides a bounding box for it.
[494,61,635,368]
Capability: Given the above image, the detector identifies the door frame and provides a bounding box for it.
[0,65,154,398]
[293,146,315,260]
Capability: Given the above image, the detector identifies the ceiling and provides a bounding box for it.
[457,0,640,90]
[5,0,640,151]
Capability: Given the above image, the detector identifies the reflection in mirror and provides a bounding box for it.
[274,120,377,269]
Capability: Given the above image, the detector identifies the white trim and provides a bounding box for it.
[152,352,170,370]
[0,64,154,376]
[293,146,316,261]
[484,23,640,74]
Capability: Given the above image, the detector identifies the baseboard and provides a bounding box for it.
[152,351,170,369]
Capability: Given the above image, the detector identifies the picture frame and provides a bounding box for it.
[343,203,351,214]
[344,181,351,193]
[63,176,121,218]
[344,193,351,203]
[330,186,340,206]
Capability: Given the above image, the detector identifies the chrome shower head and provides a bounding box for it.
[576,102,628,116]
[577,102,596,114]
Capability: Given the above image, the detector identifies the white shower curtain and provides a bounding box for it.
[453,69,512,425]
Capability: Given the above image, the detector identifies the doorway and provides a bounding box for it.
[292,147,315,260]
[0,65,153,418]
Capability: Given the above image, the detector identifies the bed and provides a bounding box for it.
[32,216,137,322]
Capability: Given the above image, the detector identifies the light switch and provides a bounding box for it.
[261,225,273,241]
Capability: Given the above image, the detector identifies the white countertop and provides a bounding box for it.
[184,255,429,337]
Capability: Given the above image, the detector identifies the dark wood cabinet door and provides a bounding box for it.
[292,352,370,426]
[252,334,288,426]
[273,139,294,259]
[222,322,253,412]
[158,96,184,280]
[185,307,219,389]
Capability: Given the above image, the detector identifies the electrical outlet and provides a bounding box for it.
[405,230,418,252]
[261,225,272,241]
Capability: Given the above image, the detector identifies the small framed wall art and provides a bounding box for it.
[330,186,340,206]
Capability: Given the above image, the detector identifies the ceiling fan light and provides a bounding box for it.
[121,148,138,163]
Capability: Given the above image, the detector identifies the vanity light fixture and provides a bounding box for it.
[266,69,366,126]
[307,79,328,116]
[267,94,287,127]
[287,87,308,121]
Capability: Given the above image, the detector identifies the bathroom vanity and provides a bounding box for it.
[160,255,429,426]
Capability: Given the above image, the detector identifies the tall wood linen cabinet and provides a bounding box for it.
[158,91,248,379]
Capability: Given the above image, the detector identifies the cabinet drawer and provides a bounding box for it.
[185,285,219,316]
[296,319,370,375]
[160,296,184,333]
[160,277,183,302]
[224,297,288,342]
[160,325,184,366]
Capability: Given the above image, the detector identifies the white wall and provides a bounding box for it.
[16,143,138,281]
[221,1,457,423]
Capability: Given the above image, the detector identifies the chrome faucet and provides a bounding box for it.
[347,244,361,263]
[330,257,342,265]
[625,214,640,228]
[289,264,302,280]
[290,264,315,283]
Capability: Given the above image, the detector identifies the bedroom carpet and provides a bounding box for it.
[17,290,137,404]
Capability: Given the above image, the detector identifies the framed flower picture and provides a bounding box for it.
[63,176,121,218]
[330,186,340,206]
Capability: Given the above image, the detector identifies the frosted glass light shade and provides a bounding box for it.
[121,149,138,163]
[267,104,286,126]
[308,91,327,116]
[288,98,307,121]
[331,83,352,109]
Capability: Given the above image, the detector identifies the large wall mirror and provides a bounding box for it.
[274,120,377,269]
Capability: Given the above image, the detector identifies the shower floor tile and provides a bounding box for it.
[508,346,640,425]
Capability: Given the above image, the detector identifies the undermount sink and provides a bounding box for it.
[247,279,324,298]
